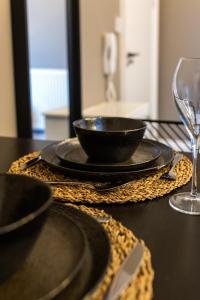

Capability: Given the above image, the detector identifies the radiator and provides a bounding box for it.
[30,68,69,130]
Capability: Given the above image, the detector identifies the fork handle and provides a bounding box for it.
[45,181,94,188]
[44,180,127,193]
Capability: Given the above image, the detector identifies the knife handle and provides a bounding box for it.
[20,155,42,171]
[105,243,144,300]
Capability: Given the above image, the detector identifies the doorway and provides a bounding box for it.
[10,0,81,139]
[119,0,160,119]
[26,0,69,139]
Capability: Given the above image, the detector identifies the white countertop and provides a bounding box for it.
[43,101,149,118]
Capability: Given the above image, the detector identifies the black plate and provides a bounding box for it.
[55,138,161,171]
[41,139,174,180]
[62,204,110,299]
[0,203,110,300]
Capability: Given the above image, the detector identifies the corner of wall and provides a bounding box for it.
[0,0,17,137]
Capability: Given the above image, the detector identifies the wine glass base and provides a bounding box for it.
[169,192,200,215]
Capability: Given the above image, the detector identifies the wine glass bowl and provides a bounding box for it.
[169,57,200,214]
[173,58,200,139]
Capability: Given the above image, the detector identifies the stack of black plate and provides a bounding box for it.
[39,138,174,180]
[0,203,110,300]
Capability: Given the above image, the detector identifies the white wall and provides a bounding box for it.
[80,0,120,109]
[0,0,16,137]
[159,0,200,120]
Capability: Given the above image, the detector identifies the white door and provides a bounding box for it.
[119,0,159,118]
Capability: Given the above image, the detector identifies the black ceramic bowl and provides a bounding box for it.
[73,117,147,163]
[0,174,52,282]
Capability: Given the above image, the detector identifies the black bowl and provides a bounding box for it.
[0,174,52,282]
[73,117,146,163]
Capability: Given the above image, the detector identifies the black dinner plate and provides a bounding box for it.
[55,138,161,172]
[40,139,174,180]
[63,204,110,299]
[0,203,110,300]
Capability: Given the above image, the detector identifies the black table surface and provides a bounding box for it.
[1,137,199,300]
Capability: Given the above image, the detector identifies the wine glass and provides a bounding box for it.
[169,57,200,214]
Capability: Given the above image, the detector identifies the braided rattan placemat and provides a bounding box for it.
[68,204,154,300]
[9,152,192,204]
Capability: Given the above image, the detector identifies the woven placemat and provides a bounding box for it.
[9,152,192,204]
[67,204,154,300]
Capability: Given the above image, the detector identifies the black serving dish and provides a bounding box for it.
[73,117,146,163]
[0,174,52,282]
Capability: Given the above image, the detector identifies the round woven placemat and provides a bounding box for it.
[9,152,192,204]
[67,204,154,300]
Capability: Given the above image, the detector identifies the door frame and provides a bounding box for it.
[119,0,160,119]
[10,0,82,138]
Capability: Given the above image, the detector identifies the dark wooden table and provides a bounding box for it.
[1,137,199,300]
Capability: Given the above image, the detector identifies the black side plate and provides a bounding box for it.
[55,138,161,172]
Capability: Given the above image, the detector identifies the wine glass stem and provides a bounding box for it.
[191,138,199,197]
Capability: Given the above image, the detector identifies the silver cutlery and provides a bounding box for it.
[44,180,131,193]
[95,216,111,223]
[95,180,131,192]
[20,156,130,192]
[45,180,98,189]
[20,155,42,171]
[104,243,144,300]
[161,153,183,180]
[21,153,183,191]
